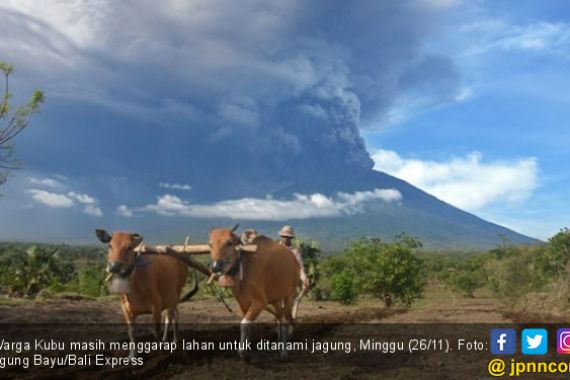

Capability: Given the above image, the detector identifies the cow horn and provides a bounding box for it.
[230,223,240,232]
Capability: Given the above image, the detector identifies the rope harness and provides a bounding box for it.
[104,252,149,282]
[212,283,240,316]
[207,248,244,317]
[118,255,148,278]
[106,239,250,318]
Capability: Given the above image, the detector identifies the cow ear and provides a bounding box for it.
[95,229,111,243]
[131,233,144,247]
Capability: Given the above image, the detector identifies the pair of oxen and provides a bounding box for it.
[95,225,303,362]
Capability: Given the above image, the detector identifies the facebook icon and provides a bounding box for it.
[491,328,516,355]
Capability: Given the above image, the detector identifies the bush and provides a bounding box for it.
[340,236,426,308]
[445,255,488,298]
[315,255,342,301]
[0,246,73,297]
[59,262,109,297]
[331,270,357,305]
[486,245,549,306]
[0,244,111,298]
[77,266,108,297]
[542,228,570,274]
[446,269,482,298]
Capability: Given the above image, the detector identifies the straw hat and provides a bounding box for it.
[279,225,295,238]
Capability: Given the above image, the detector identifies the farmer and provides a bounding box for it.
[240,228,258,245]
[278,225,310,292]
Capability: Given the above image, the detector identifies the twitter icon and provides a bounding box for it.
[522,328,548,354]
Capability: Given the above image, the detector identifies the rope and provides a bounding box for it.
[212,282,240,317]
[135,240,241,317]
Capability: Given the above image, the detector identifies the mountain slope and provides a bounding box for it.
[149,169,538,251]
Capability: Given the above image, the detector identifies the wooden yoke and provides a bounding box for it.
[134,243,257,254]
[135,244,211,255]
[133,242,257,278]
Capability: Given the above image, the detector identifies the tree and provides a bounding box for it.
[0,61,44,185]
[343,237,426,308]
[445,256,487,298]
[330,270,357,305]
[547,228,570,270]
[485,245,548,304]
[547,228,570,301]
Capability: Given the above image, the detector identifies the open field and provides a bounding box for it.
[2,235,570,379]
[1,287,566,380]
[0,288,516,325]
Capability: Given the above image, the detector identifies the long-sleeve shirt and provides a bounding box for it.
[281,243,309,291]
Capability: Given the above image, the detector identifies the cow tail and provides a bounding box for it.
[179,269,199,303]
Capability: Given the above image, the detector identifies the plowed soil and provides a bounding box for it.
[0,290,563,380]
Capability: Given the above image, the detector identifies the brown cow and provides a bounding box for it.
[95,229,198,358]
[209,224,301,362]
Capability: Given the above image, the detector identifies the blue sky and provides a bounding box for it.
[364,0,570,238]
[0,0,568,241]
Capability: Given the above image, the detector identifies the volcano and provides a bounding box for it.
[147,165,538,252]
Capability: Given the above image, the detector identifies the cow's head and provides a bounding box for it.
[208,224,241,275]
[95,229,143,277]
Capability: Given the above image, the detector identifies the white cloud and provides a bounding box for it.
[459,20,570,57]
[122,188,402,220]
[26,189,74,208]
[83,204,103,217]
[27,188,103,216]
[158,182,192,191]
[116,205,134,218]
[455,86,473,102]
[372,149,537,211]
[422,0,460,10]
[496,22,570,53]
[68,192,96,204]
[29,177,64,188]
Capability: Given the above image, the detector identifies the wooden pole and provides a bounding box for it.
[134,243,257,255]
[135,244,211,254]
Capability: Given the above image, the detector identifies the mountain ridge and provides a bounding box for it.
[144,168,539,251]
